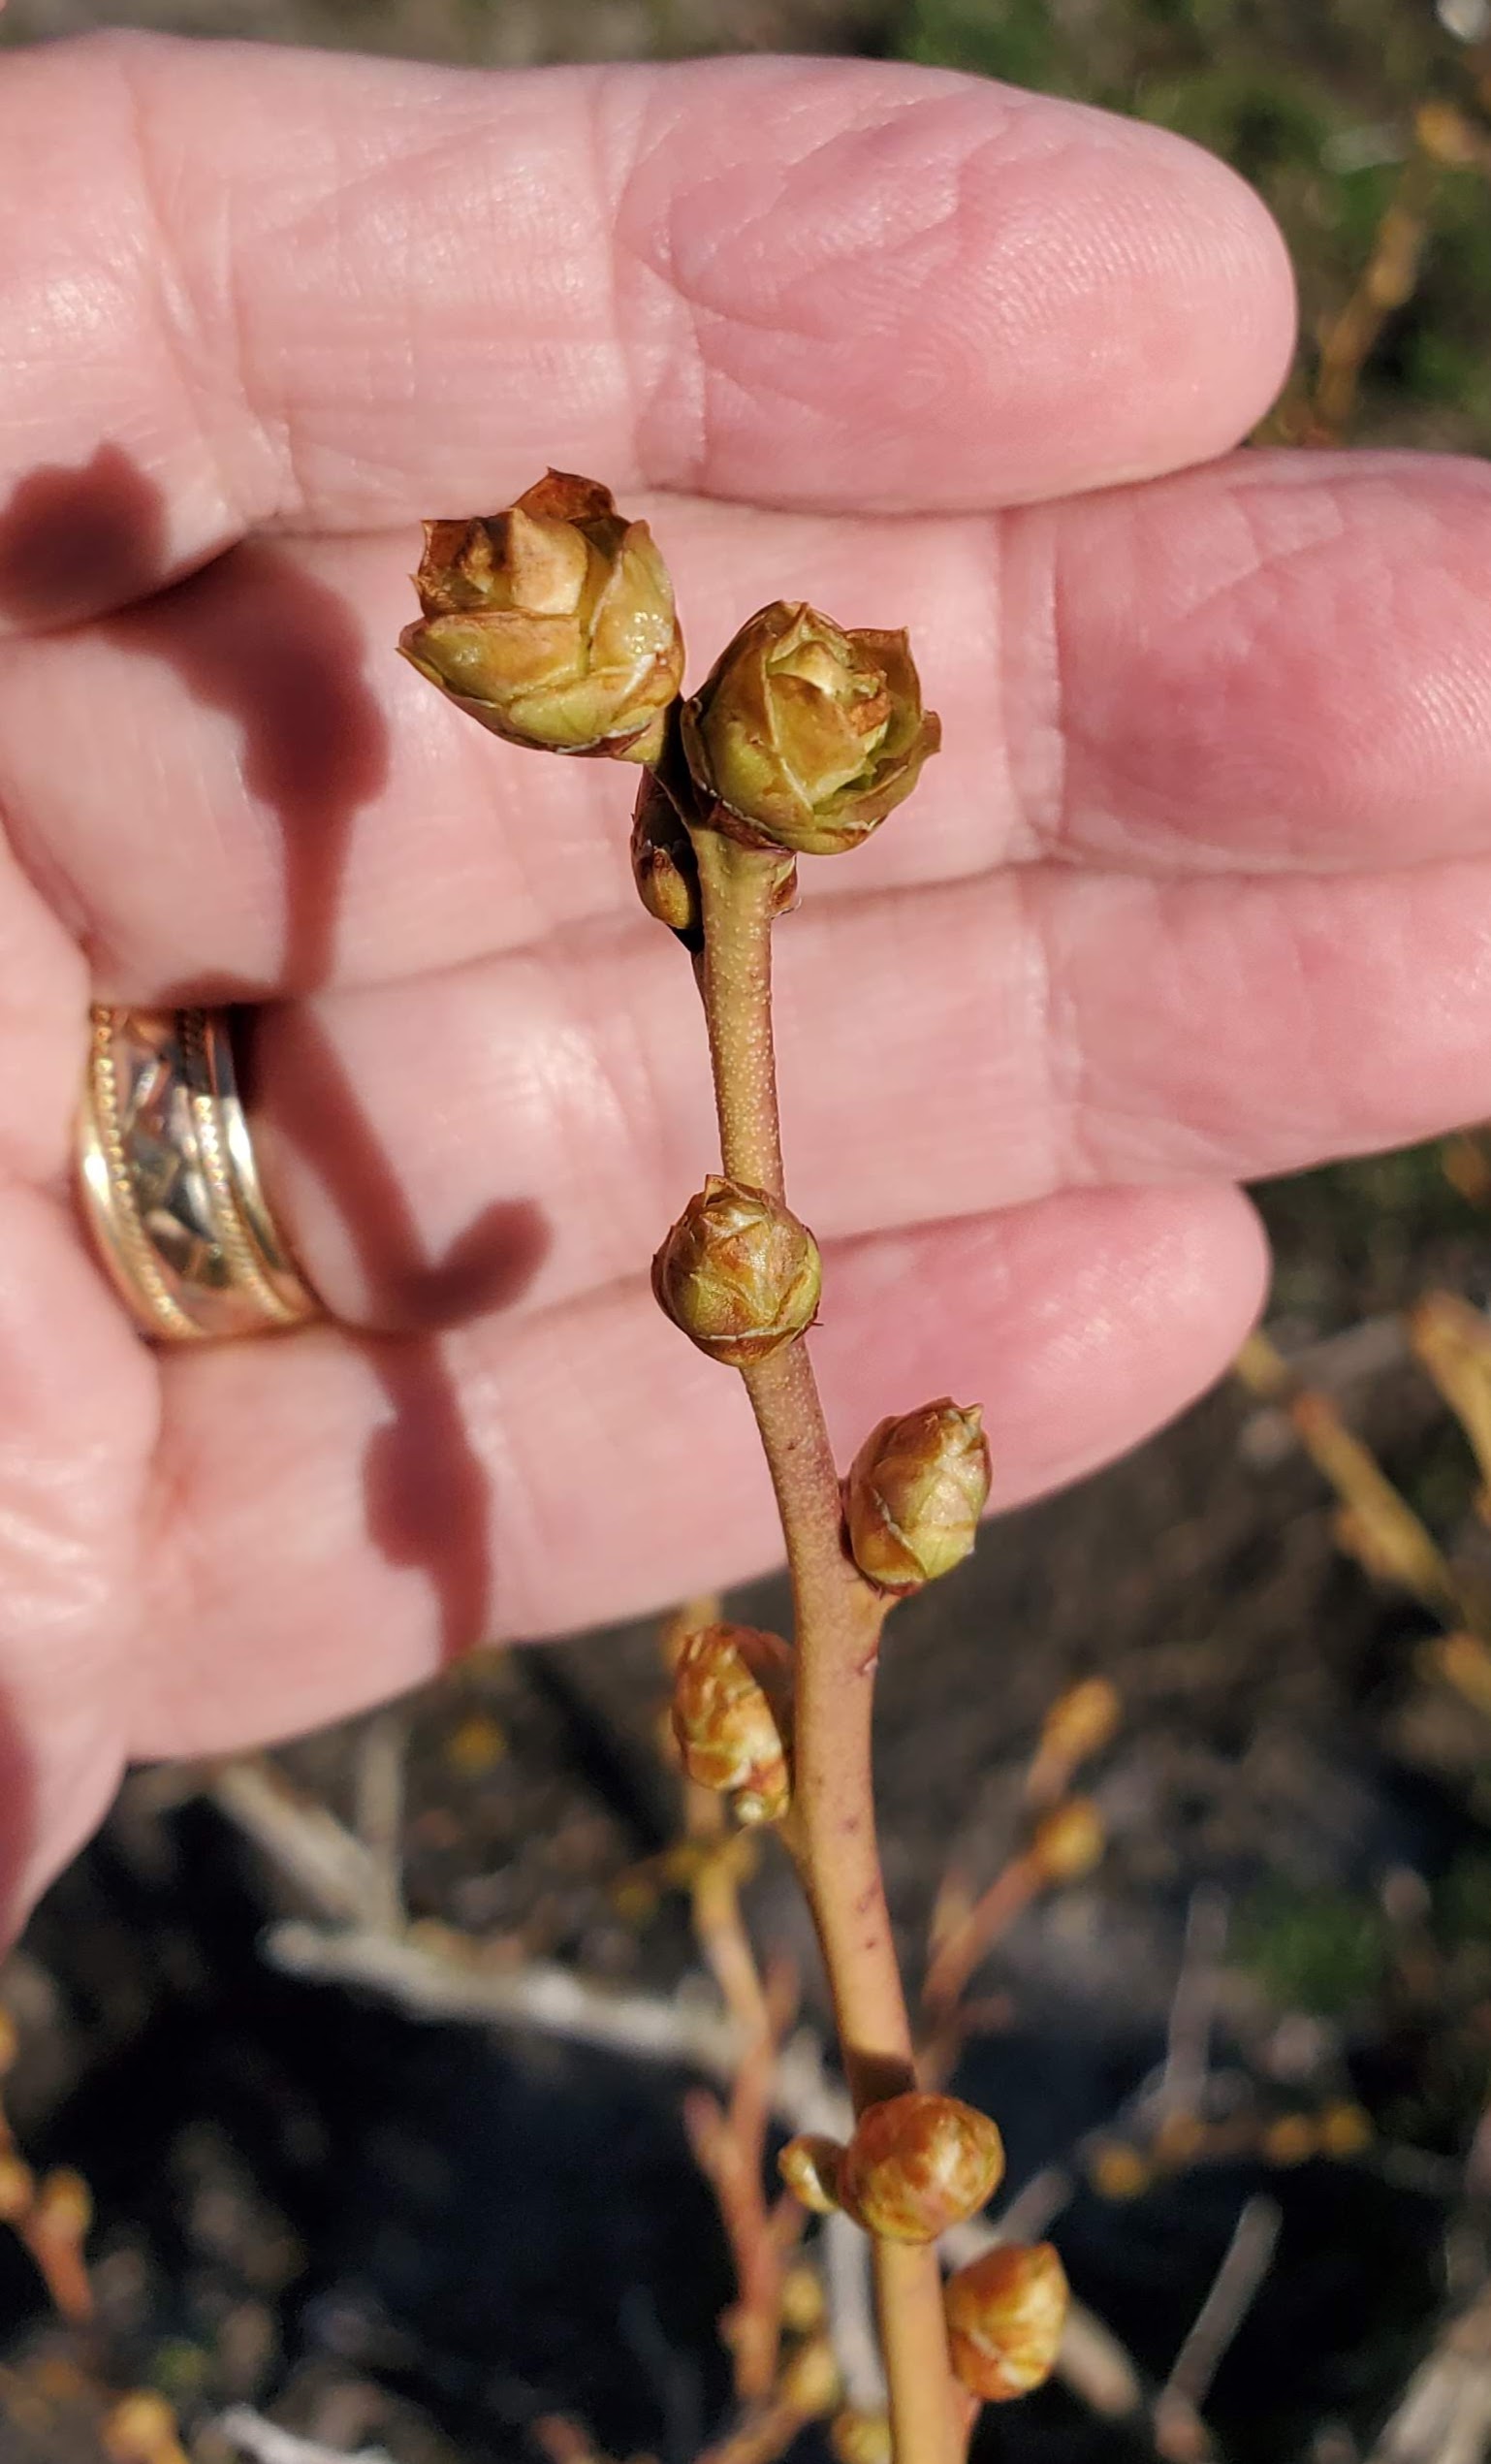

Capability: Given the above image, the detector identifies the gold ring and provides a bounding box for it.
[77,1005,323,1342]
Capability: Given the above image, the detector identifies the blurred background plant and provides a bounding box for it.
[6,3,1491,2462]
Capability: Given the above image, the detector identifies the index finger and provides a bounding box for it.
[0,33,1295,628]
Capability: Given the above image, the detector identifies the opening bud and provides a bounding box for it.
[399,471,683,762]
[777,2133,845,2215]
[838,2092,1004,2243]
[682,601,939,856]
[672,1623,792,1824]
[653,1177,821,1366]
[944,2242,1069,2402]
[844,1401,991,1593]
[1029,1799,1106,1888]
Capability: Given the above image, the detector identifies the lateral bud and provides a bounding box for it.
[682,600,939,856]
[844,1400,991,1593]
[837,2091,1004,2244]
[672,1623,792,1825]
[777,2133,846,2215]
[652,1177,821,1366]
[944,2242,1069,2402]
[631,760,701,937]
[399,470,683,762]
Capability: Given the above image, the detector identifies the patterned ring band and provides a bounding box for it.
[77,1005,323,1342]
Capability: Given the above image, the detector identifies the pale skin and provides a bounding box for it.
[2,29,1491,1936]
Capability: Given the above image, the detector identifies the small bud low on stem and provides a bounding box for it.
[682,601,939,856]
[844,1401,991,1593]
[653,1177,821,1365]
[400,471,683,761]
[838,2092,1004,2243]
[943,2242,1069,2402]
[672,1623,793,1824]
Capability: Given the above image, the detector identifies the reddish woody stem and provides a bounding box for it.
[690,827,963,2464]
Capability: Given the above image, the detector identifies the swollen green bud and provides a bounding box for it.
[652,1176,821,1366]
[399,471,683,761]
[681,601,938,856]
[844,1400,991,1593]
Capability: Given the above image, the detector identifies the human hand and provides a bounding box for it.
[1,30,1486,1929]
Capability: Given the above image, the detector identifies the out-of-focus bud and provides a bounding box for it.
[844,1401,990,1594]
[779,2333,841,2416]
[0,2154,32,2222]
[0,2006,16,2076]
[779,2262,827,2334]
[1029,1800,1105,1888]
[831,2409,894,2464]
[399,471,684,762]
[838,2092,1003,2243]
[777,2133,845,2215]
[630,762,701,936]
[1038,1679,1121,1771]
[672,1623,792,1824]
[653,1177,821,1366]
[103,2392,191,2464]
[682,601,939,857]
[944,2242,1069,2402]
[35,2169,92,2243]
[1088,2140,1149,2201]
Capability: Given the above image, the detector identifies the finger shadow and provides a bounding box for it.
[0,448,546,1667]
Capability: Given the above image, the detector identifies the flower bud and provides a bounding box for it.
[653,1177,821,1366]
[399,471,683,762]
[944,2242,1068,2402]
[1029,1799,1105,1888]
[838,2092,1003,2243]
[682,601,939,856]
[630,762,700,936]
[778,2133,845,2215]
[844,1401,990,1593]
[672,1623,792,1824]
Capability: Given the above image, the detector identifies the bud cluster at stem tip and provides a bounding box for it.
[671,1623,792,1824]
[399,471,684,762]
[682,600,939,857]
[844,1400,991,1593]
[652,1176,821,1366]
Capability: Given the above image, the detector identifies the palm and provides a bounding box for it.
[2,29,1489,1930]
